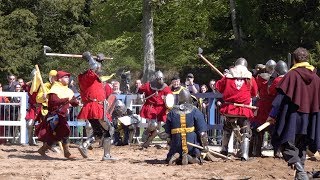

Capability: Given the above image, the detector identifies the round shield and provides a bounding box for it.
[165,93,175,109]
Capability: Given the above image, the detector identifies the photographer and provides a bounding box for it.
[184,73,199,94]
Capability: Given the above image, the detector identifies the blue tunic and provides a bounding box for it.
[270,93,320,152]
[165,106,207,159]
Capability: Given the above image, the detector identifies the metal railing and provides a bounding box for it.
[0,92,223,144]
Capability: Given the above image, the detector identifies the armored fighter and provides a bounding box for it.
[77,51,116,161]
[250,59,276,156]
[165,88,208,165]
[137,70,173,148]
[215,58,258,161]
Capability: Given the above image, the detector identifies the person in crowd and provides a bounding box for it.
[185,73,199,94]
[137,70,173,148]
[133,79,142,94]
[170,75,184,94]
[208,80,217,93]
[267,47,320,179]
[199,84,209,118]
[37,71,79,159]
[215,57,258,161]
[3,74,18,92]
[112,81,122,94]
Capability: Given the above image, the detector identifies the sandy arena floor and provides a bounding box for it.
[0,143,319,180]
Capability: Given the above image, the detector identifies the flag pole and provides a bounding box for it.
[35,65,46,95]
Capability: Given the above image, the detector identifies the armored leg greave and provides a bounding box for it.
[141,120,159,148]
[102,137,116,161]
[249,129,262,157]
[85,120,93,137]
[78,135,95,158]
[141,130,158,148]
[294,162,309,180]
[238,119,251,161]
[221,118,235,155]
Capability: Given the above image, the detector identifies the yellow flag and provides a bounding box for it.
[100,73,116,82]
[29,70,41,94]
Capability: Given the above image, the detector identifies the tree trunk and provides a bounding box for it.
[229,0,243,47]
[142,0,155,83]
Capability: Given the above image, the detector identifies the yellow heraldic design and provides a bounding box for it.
[48,82,74,100]
[290,62,315,71]
[100,73,116,82]
[171,114,195,154]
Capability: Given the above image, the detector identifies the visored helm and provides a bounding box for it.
[235,57,248,67]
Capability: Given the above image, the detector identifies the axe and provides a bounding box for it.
[198,48,224,77]
[43,45,113,60]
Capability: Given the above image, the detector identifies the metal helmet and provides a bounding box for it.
[235,57,248,67]
[114,100,126,116]
[96,53,105,62]
[265,59,276,74]
[274,60,288,76]
[178,88,192,105]
[154,70,164,84]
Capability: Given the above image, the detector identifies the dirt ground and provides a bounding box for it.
[0,143,319,180]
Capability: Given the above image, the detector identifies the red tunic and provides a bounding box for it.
[138,82,172,122]
[77,70,112,121]
[268,76,283,97]
[252,75,274,125]
[25,91,41,121]
[215,76,258,118]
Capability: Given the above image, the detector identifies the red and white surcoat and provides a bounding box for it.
[77,69,113,121]
[138,82,172,122]
[215,66,258,118]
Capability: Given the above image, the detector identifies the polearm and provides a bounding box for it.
[43,45,113,60]
[187,142,232,160]
[256,122,271,132]
[198,48,224,77]
[287,53,292,68]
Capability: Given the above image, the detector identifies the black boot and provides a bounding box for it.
[294,162,309,180]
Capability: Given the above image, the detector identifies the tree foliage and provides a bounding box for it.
[0,0,319,85]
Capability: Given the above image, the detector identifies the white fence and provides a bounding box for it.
[0,92,221,145]
[0,92,145,144]
[0,92,27,144]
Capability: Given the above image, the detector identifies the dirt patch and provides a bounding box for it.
[0,144,319,180]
